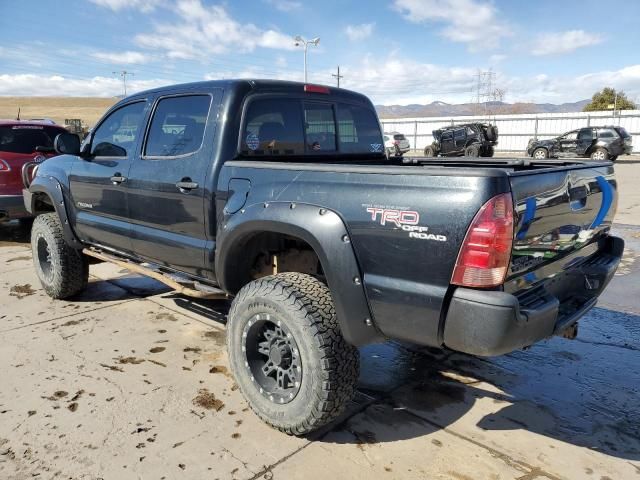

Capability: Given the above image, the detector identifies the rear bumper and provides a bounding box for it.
[442,235,624,356]
[0,194,30,222]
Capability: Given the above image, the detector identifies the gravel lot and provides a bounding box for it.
[1,160,639,480]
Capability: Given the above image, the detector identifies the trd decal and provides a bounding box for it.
[363,206,447,242]
[366,207,419,227]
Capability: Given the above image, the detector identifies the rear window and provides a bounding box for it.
[0,125,65,154]
[240,98,383,157]
[614,127,631,139]
[393,134,405,140]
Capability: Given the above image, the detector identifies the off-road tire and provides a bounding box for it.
[482,146,495,157]
[226,272,359,435]
[31,213,88,299]
[464,145,480,157]
[424,145,436,157]
[590,148,609,161]
[532,147,549,159]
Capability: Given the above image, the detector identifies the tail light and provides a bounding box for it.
[451,193,514,288]
[304,84,330,94]
[0,159,11,172]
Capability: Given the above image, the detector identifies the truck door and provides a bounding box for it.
[69,100,148,253]
[576,128,595,157]
[440,130,454,155]
[557,130,578,156]
[126,91,221,276]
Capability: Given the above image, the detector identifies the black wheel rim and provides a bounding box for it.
[36,235,53,282]
[243,313,302,404]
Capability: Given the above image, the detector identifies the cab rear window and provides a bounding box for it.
[240,98,382,156]
[0,125,65,154]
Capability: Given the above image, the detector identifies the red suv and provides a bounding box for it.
[0,120,68,223]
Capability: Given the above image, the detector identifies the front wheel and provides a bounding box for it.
[464,145,480,157]
[532,148,549,159]
[424,145,436,157]
[31,213,88,299]
[226,272,359,435]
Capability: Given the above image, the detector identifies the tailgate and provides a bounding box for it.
[508,163,617,282]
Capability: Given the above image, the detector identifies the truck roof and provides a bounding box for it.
[130,79,372,103]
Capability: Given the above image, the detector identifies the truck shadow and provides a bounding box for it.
[321,306,640,462]
[0,220,31,247]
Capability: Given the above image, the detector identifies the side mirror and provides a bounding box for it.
[54,133,81,156]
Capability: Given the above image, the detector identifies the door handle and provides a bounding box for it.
[110,174,126,185]
[176,179,198,192]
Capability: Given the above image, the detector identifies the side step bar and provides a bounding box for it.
[83,248,227,300]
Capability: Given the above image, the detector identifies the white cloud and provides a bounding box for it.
[264,0,302,11]
[531,30,604,56]
[345,23,375,41]
[91,51,151,64]
[392,0,511,49]
[0,74,167,97]
[90,0,163,12]
[134,0,296,59]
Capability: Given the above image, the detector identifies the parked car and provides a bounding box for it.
[0,120,67,223]
[424,123,498,157]
[383,132,410,157]
[25,79,622,435]
[527,126,632,161]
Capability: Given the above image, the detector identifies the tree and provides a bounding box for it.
[583,87,636,112]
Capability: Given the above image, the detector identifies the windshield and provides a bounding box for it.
[0,125,64,154]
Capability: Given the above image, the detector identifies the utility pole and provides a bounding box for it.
[332,66,343,88]
[113,70,134,97]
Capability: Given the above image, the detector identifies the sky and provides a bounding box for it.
[1,0,639,105]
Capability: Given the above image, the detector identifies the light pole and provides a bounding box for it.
[294,35,319,83]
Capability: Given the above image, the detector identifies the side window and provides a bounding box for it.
[91,102,145,157]
[561,131,578,141]
[578,129,593,140]
[336,103,383,153]
[454,128,466,140]
[241,98,304,156]
[145,95,211,157]
[441,131,453,141]
[598,129,616,139]
[304,103,336,152]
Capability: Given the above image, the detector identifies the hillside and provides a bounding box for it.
[376,99,590,118]
[0,97,117,128]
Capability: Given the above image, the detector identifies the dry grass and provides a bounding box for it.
[0,97,118,128]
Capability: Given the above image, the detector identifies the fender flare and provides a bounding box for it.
[26,175,83,249]
[215,201,384,346]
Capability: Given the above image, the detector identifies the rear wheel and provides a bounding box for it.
[464,145,480,157]
[424,145,436,157]
[226,272,359,435]
[590,148,609,161]
[532,148,549,159]
[31,213,88,299]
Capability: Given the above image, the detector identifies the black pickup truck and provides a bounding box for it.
[24,80,623,435]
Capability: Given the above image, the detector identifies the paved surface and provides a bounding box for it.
[1,171,640,479]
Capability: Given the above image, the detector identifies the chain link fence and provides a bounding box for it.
[380,110,640,154]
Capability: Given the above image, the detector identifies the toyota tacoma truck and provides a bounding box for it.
[24,80,623,435]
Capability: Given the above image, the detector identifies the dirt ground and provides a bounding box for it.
[1,166,640,479]
[0,97,116,127]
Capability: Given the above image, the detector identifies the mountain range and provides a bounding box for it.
[375,100,590,118]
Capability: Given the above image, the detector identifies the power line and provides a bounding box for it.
[112,70,134,97]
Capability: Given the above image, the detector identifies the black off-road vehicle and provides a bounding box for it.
[24,80,622,435]
[424,123,498,157]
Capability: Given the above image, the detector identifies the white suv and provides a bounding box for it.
[383,132,411,157]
